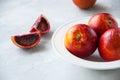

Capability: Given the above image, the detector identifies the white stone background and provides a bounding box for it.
[0,0,120,80]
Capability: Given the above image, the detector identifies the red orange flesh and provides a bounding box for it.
[30,14,50,35]
[11,30,41,48]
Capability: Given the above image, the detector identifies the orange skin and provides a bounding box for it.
[99,28,120,61]
[30,14,50,35]
[88,13,118,38]
[11,29,41,49]
[64,24,98,58]
[72,0,96,9]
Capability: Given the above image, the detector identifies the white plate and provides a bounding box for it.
[52,17,120,70]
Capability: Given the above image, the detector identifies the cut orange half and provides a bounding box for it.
[11,30,41,48]
[30,14,50,35]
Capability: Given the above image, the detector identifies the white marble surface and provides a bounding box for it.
[0,0,120,80]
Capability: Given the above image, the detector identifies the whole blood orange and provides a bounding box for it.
[72,0,96,9]
[64,24,98,58]
[99,28,120,61]
[88,13,118,38]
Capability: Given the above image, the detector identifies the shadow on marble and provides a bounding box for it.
[42,31,53,40]
[89,3,109,12]
[79,3,109,13]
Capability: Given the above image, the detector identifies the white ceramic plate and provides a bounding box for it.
[52,17,120,70]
